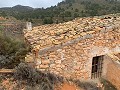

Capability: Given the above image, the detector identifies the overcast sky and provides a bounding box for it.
[0,0,63,8]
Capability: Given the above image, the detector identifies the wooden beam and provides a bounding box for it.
[0,69,14,73]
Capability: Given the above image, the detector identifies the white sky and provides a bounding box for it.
[0,0,63,8]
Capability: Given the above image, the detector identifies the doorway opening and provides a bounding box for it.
[91,55,104,79]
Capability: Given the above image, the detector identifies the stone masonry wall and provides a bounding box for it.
[33,27,120,80]
[105,56,120,90]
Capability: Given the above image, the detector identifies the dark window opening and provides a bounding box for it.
[91,55,104,79]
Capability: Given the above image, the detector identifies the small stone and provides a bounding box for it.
[80,32,87,36]
[39,65,49,69]
[55,60,62,64]
[52,40,61,45]
[42,60,50,65]
[40,35,49,39]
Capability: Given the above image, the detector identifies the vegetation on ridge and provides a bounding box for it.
[0,27,29,69]
[0,0,120,25]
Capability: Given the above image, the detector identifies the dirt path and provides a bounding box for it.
[55,82,81,90]
[61,83,76,90]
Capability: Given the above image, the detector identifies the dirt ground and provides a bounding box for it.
[55,82,82,90]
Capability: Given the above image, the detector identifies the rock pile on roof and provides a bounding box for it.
[24,14,120,50]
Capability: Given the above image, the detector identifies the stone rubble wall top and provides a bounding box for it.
[24,14,120,52]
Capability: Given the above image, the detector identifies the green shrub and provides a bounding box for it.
[0,30,29,68]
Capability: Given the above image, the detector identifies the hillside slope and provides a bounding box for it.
[0,0,120,25]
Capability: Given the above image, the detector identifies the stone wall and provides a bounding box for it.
[0,22,25,37]
[24,15,120,81]
[105,55,120,90]
[31,27,120,80]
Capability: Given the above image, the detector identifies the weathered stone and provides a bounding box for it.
[55,35,64,40]
[52,40,61,45]
[24,14,120,85]
[80,32,87,36]
[50,64,56,67]
[56,64,62,68]
[55,60,62,64]
[41,60,50,65]
[39,65,49,69]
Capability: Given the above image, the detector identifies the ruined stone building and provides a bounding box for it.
[24,14,120,89]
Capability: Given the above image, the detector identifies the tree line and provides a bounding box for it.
[0,0,120,25]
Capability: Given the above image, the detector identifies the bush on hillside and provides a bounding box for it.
[73,80,97,90]
[0,29,29,68]
[14,63,63,90]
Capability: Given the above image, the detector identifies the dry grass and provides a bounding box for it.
[0,63,117,90]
